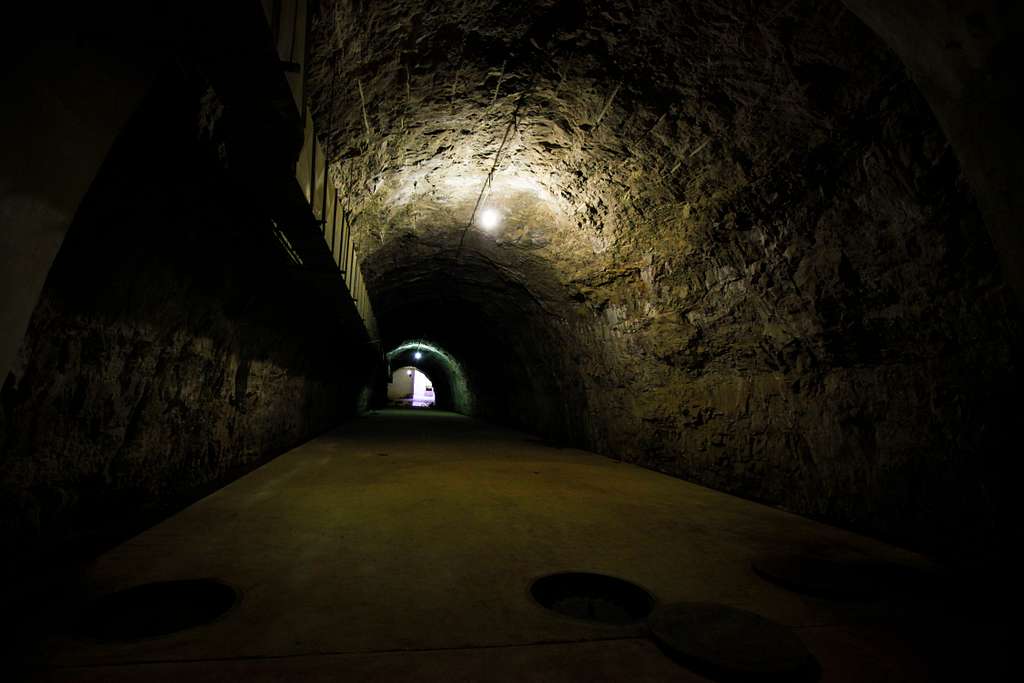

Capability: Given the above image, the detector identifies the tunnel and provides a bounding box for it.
[1,1,1020,680]
[385,341,470,412]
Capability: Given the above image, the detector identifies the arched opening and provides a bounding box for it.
[382,340,474,415]
[387,365,435,408]
[2,5,1022,678]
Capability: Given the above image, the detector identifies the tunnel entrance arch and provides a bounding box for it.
[382,340,474,415]
[387,366,435,408]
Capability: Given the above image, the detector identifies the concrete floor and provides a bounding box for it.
[31,410,1004,681]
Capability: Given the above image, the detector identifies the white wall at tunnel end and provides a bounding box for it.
[387,366,435,406]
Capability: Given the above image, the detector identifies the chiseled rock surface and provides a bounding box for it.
[308,0,1021,559]
[0,73,371,582]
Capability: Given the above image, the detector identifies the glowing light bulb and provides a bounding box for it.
[479,208,501,230]
[414,351,422,360]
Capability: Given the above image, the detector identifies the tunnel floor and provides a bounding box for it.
[33,410,995,681]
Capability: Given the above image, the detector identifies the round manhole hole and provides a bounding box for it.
[649,602,818,681]
[530,572,655,625]
[77,578,237,641]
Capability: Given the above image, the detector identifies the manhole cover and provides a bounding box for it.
[752,550,933,600]
[77,578,237,641]
[530,572,655,624]
[649,602,818,681]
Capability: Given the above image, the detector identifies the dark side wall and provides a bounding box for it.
[0,66,372,588]
[576,70,1022,567]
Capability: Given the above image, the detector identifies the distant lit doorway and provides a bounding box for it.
[387,366,435,408]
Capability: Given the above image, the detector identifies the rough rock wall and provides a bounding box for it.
[0,69,369,581]
[308,0,1021,562]
[588,75,1020,560]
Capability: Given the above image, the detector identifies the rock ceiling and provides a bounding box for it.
[308,0,895,315]
[303,0,1020,556]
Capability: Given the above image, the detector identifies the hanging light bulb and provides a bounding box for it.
[479,208,501,230]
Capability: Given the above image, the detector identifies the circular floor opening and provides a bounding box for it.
[530,572,655,625]
[77,578,237,641]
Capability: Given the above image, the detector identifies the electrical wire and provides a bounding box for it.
[454,81,533,259]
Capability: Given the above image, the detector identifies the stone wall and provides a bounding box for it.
[583,74,1021,561]
[311,0,1022,564]
[0,68,371,584]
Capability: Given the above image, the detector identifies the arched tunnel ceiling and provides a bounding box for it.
[307,0,977,401]
[387,340,473,413]
[308,0,899,312]
[301,0,1022,555]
